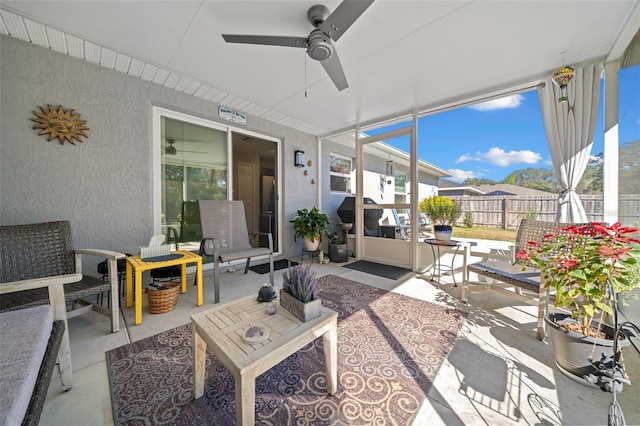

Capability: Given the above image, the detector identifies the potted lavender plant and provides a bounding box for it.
[280,264,321,322]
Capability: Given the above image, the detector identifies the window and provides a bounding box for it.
[330,153,352,193]
[394,172,407,193]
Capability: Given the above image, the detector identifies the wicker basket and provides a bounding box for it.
[147,282,180,314]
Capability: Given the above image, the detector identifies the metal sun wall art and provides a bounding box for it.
[30,104,89,145]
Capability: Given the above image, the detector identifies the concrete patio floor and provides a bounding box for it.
[41,254,640,425]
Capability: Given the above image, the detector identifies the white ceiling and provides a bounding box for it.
[1,1,639,138]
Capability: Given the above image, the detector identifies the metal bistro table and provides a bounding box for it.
[424,238,469,286]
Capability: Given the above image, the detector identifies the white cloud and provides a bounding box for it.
[455,154,476,163]
[456,147,541,167]
[469,94,525,111]
[447,169,479,182]
[588,155,603,166]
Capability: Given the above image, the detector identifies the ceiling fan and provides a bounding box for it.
[164,139,207,156]
[222,1,374,91]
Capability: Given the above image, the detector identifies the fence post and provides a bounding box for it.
[502,198,507,229]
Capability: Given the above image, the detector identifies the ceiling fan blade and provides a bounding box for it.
[222,34,307,48]
[320,48,348,91]
[319,0,374,42]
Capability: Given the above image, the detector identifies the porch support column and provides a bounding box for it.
[603,61,619,224]
[410,109,419,271]
[317,136,322,209]
[355,124,363,260]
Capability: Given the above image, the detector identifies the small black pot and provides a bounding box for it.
[545,313,629,382]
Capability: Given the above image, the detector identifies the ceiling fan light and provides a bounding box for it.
[307,30,332,61]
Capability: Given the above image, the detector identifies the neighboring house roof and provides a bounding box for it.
[437,180,484,195]
[329,135,452,178]
[372,141,451,178]
[472,184,556,196]
[483,190,516,196]
[437,181,556,196]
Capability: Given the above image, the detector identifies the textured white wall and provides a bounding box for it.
[0,35,317,262]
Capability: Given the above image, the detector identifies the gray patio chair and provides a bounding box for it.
[198,200,274,303]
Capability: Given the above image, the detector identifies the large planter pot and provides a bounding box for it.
[279,289,321,322]
[433,225,452,241]
[303,236,320,251]
[329,242,348,263]
[545,313,629,384]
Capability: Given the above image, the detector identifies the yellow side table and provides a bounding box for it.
[125,250,203,325]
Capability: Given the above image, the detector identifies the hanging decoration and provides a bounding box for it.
[30,104,89,145]
[386,160,394,176]
[551,66,576,103]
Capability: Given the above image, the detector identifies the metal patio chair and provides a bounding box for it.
[198,200,274,303]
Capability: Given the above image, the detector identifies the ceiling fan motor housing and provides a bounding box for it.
[307,4,330,28]
[307,29,332,61]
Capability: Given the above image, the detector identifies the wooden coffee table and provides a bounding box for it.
[191,295,338,426]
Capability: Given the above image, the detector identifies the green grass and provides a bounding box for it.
[451,226,517,242]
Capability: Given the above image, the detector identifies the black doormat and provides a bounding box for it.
[248,259,299,274]
[343,260,410,280]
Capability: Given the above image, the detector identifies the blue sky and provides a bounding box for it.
[372,65,640,183]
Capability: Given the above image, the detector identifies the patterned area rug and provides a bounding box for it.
[106,275,466,425]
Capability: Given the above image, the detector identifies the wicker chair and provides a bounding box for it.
[198,200,274,303]
[0,221,125,389]
[464,218,579,340]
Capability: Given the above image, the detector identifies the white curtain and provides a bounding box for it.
[537,62,601,223]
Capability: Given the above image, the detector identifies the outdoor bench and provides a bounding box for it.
[463,218,571,340]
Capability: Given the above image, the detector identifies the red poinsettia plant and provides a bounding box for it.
[516,222,640,336]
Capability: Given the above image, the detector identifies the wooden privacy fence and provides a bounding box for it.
[448,194,640,229]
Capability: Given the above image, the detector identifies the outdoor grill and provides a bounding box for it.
[336,196,383,236]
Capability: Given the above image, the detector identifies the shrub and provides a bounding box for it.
[463,211,474,228]
[418,196,461,225]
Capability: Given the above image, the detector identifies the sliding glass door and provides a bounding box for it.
[153,107,282,258]
[160,116,227,250]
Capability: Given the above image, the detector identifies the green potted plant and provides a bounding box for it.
[280,264,321,322]
[418,196,461,241]
[291,207,331,251]
[516,222,640,385]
